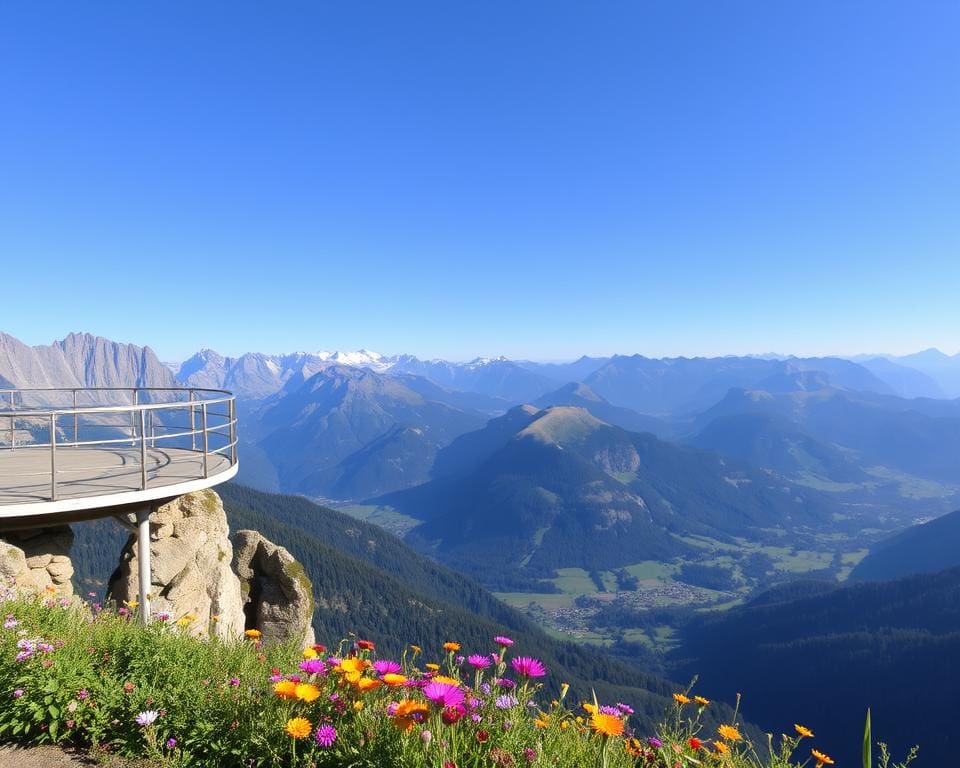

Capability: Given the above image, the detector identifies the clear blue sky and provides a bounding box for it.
[1,1,957,361]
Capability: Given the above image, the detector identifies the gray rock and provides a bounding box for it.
[233,529,315,647]
[0,525,74,597]
[107,490,244,638]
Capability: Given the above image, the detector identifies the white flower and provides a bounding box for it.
[136,710,160,727]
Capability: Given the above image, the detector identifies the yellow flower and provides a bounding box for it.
[582,702,597,714]
[302,647,318,659]
[210,614,220,622]
[425,663,440,671]
[274,680,297,699]
[295,683,320,702]
[794,724,814,738]
[559,682,570,700]
[393,699,430,731]
[410,644,422,655]
[717,724,742,741]
[560,721,569,730]
[714,741,730,755]
[432,675,460,685]
[124,600,139,609]
[382,673,407,686]
[673,693,691,705]
[534,714,550,729]
[356,677,381,691]
[244,629,262,639]
[443,642,461,652]
[285,717,311,739]
[590,712,624,738]
[353,700,364,711]
[694,695,710,706]
[812,749,835,766]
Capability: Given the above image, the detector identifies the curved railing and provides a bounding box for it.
[0,387,237,504]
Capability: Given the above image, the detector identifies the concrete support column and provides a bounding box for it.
[136,505,151,624]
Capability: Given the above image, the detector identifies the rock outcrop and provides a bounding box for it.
[0,526,74,597]
[107,490,244,638]
[233,529,315,647]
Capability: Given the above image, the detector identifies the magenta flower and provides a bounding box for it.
[648,736,663,748]
[494,635,514,647]
[229,677,240,687]
[468,654,492,669]
[13,689,23,698]
[423,682,465,708]
[616,702,634,715]
[299,659,326,675]
[166,738,177,749]
[315,724,337,747]
[373,659,402,676]
[510,656,546,678]
[599,705,620,715]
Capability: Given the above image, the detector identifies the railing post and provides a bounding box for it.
[49,413,57,501]
[136,505,152,625]
[8,392,14,450]
[189,390,196,451]
[72,389,79,446]
[201,402,209,478]
[229,398,237,465]
[139,408,148,490]
[131,389,138,446]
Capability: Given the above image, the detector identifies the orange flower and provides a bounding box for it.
[795,724,815,738]
[392,699,430,731]
[443,642,461,652]
[425,663,440,671]
[357,639,375,650]
[812,749,835,766]
[534,714,550,729]
[382,673,407,686]
[244,629,262,639]
[625,738,644,756]
[274,680,297,699]
[285,717,311,739]
[673,693,691,705]
[590,712,624,738]
[717,724,742,741]
[714,741,730,755]
[582,702,597,714]
[356,677,381,691]
[410,645,422,655]
[294,683,320,702]
[694,695,710,706]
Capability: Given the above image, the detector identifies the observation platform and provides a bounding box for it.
[0,387,238,618]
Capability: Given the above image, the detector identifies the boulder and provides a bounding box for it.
[233,529,315,647]
[0,525,74,597]
[107,490,244,638]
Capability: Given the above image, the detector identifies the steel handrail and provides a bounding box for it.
[0,387,238,503]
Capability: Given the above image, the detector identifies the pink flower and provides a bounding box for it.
[373,659,402,676]
[422,682,465,708]
[510,656,546,678]
[315,724,337,747]
[494,635,514,647]
[468,654,492,669]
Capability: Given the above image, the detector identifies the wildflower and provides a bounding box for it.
[717,724,742,741]
[425,663,440,671]
[357,639,375,650]
[356,677,381,691]
[77,689,88,699]
[244,629,262,639]
[155,611,171,621]
[124,600,139,609]
[13,689,23,698]
[313,643,327,653]
[490,747,515,767]
[374,659,403,676]
[229,677,240,687]
[599,705,620,715]
[123,682,135,694]
[300,659,326,675]
[274,680,298,699]
[285,717,312,739]
[795,724,815,738]
[559,682,570,700]
[714,741,730,755]
[353,700,364,711]
[443,641,461,652]
[494,635,514,647]
[688,737,703,750]
[315,723,337,747]
[625,738,645,756]
[648,736,663,748]
[616,702,634,715]
[136,710,160,727]
[468,654,492,669]
[303,647,318,659]
[523,747,537,763]
[495,677,516,689]
[812,749,835,766]
[432,675,460,685]
[295,683,321,702]
[65,720,74,728]
[383,673,407,686]
[511,656,546,678]
[496,694,518,709]
[695,695,710,706]
[442,706,464,724]
[3,616,18,629]
[393,699,430,730]
[673,693,691,705]
[476,729,489,743]
[534,713,550,728]
[423,681,465,708]
[421,729,432,746]
[590,712,624,737]
[410,644,422,655]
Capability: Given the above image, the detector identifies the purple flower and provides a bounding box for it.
[3,616,18,629]
[495,677,516,690]
[77,689,88,700]
[523,747,538,763]
[166,738,177,749]
[229,677,240,687]
[494,635,514,647]
[14,651,31,663]
[511,657,546,678]
[647,737,663,748]
[600,705,620,715]
[423,682,465,708]
[616,702,634,715]
[373,659,402,676]
[495,695,518,709]
[468,654,492,669]
[315,724,337,747]
[12,689,23,698]
[299,659,326,675]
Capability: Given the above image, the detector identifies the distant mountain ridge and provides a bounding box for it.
[0,331,175,390]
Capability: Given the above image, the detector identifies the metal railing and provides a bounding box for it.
[0,387,237,503]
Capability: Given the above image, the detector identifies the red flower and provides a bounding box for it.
[312,644,327,653]
[357,640,375,650]
[688,737,703,750]
[476,730,489,743]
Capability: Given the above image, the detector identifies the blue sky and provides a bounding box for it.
[1,2,957,361]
